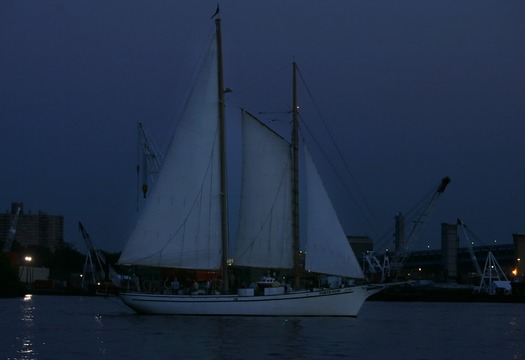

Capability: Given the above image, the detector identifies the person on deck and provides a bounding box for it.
[171,277,180,294]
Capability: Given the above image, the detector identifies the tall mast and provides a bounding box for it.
[292,62,301,289]
[216,16,229,292]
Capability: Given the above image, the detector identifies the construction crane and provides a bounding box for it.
[137,122,163,199]
[456,218,483,277]
[78,221,118,289]
[2,202,22,253]
[456,219,510,294]
[387,176,451,281]
[479,251,510,294]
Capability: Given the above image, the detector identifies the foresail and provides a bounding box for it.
[234,111,294,269]
[119,36,222,270]
[304,146,364,279]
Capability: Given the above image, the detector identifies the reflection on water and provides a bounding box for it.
[507,315,523,360]
[95,313,107,355]
[1,297,524,360]
[18,294,37,360]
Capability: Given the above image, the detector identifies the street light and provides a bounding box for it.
[24,256,32,285]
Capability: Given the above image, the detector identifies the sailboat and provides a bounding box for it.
[118,15,383,316]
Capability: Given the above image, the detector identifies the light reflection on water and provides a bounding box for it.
[507,315,523,360]
[17,294,37,360]
[94,313,107,355]
[1,296,524,360]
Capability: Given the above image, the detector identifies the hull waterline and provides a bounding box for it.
[119,285,383,317]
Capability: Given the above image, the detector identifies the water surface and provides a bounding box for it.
[1,295,523,359]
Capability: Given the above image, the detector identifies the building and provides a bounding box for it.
[348,235,374,257]
[389,221,520,283]
[441,223,459,279]
[0,202,64,251]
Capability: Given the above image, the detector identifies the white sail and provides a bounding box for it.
[119,36,223,269]
[117,19,384,317]
[304,146,365,279]
[234,111,294,269]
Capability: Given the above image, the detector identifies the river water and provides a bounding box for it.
[1,294,523,360]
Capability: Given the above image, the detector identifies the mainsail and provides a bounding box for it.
[234,111,364,279]
[119,36,223,269]
[234,110,294,269]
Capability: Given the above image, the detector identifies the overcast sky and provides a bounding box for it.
[1,1,524,255]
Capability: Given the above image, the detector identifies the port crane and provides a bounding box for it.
[137,122,163,199]
[456,219,510,295]
[78,221,118,289]
[2,203,22,253]
[364,177,450,282]
[456,218,483,277]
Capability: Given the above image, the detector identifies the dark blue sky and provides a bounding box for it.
[1,1,524,254]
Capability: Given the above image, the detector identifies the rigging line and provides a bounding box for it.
[223,26,290,110]
[226,25,290,92]
[136,125,140,212]
[298,116,379,239]
[268,111,293,124]
[295,66,379,235]
[240,107,290,124]
[462,224,488,248]
[161,28,217,153]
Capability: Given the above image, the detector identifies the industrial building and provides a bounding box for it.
[394,223,523,283]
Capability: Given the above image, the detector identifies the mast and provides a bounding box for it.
[216,16,229,292]
[292,62,301,289]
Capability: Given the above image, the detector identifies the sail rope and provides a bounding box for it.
[294,66,380,240]
[158,28,217,153]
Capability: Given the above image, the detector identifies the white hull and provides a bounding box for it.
[119,285,383,317]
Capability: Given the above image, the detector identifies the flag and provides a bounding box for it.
[211,4,220,19]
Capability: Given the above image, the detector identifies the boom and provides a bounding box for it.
[2,203,22,253]
[137,122,163,198]
[389,176,451,280]
[78,222,118,286]
[457,218,482,277]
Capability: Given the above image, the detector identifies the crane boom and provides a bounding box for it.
[137,122,163,198]
[457,218,482,277]
[2,203,22,253]
[389,176,451,280]
[78,221,118,285]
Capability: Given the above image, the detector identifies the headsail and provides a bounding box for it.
[304,146,365,279]
[119,35,223,269]
[234,110,294,269]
